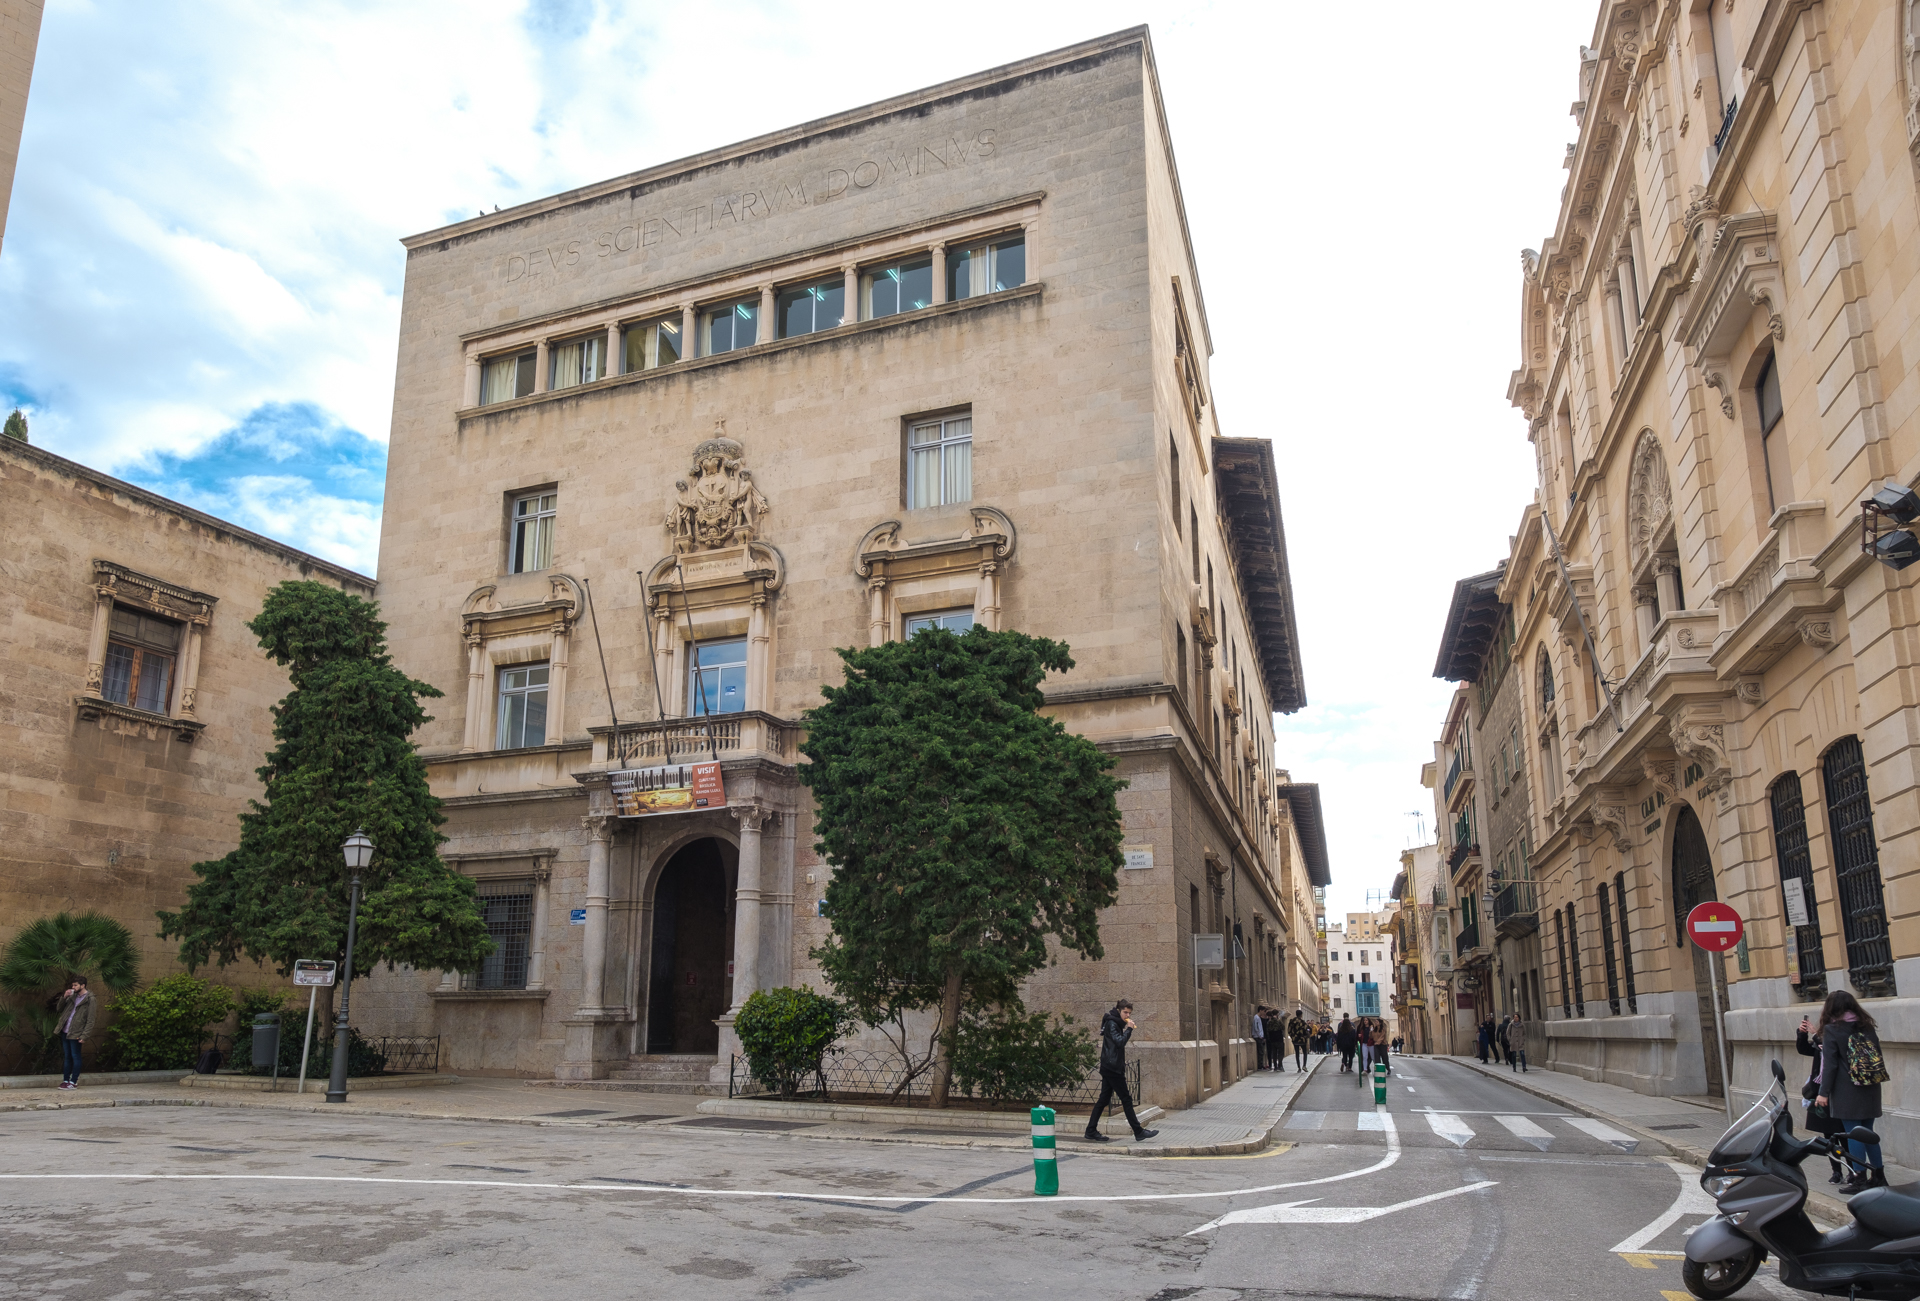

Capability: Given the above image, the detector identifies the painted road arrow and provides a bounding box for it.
[1188,1180,1498,1233]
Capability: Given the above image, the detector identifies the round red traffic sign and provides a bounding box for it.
[1686,902,1744,952]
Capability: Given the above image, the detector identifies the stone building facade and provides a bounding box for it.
[0,439,376,1053]
[358,28,1325,1109]
[1468,0,1920,1164]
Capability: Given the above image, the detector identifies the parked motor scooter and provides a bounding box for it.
[1683,1058,1920,1298]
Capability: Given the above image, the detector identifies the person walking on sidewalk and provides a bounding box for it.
[1508,1017,1528,1072]
[1287,1010,1310,1072]
[55,977,95,1089]
[1475,1017,1493,1063]
[1335,1014,1357,1072]
[1797,1012,1848,1185]
[1085,999,1158,1143]
[1251,1006,1267,1072]
[1372,1021,1390,1076]
[1264,1009,1286,1072]
[1814,991,1888,1193]
[1495,1015,1512,1066]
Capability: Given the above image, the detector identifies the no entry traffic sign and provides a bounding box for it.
[1686,902,1744,952]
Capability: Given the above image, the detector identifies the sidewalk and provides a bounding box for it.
[0,1058,1329,1157]
[1444,1055,1917,1226]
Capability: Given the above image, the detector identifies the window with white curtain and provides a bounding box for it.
[482,351,536,404]
[623,316,683,373]
[548,335,605,390]
[510,492,556,574]
[946,233,1026,301]
[907,414,971,509]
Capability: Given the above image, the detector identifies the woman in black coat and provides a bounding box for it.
[1815,990,1887,1193]
[1796,1012,1847,1184]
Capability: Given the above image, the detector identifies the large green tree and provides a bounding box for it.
[802,626,1124,1107]
[159,582,492,987]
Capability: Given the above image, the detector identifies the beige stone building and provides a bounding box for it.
[1477,0,1920,1162]
[359,28,1325,1109]
[0,0,43,259]
[0,439,376,1055]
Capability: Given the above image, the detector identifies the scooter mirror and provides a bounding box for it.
[1771,1059,1786,1084]
[1848,1126,1881,1145]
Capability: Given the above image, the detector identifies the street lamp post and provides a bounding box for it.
[325,829,373,1104]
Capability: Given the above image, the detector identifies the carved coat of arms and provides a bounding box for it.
[666,431,770,554]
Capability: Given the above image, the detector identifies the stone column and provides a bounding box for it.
[728,804,768,1011]
[680,302,696,358]
[580,815,615,1014]
[757,283,775,344]
[463,353,482,407]
[461,631,487,752]
[654,601,678,715]
[526,854,553,990]
[1023,221,1037,282]
[930,243,947,305]
[547,618,571,742]
[976,558,1001,630]
[176,622,205,718]
[841,263,859,325]
[1633,583,1659,648]
[867,574,889,647]
[83,584,113,698]
[1627,214,1651,319]
[1654,557,1683,614]
[1602,280,1625,382]
[605,322,622,377]
[534,338,550,394]
[746,591,771,712]
[1615,246,1640,334]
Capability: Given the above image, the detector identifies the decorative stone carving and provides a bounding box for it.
[1589,793,1634,851]
[1905,1,1920,161]
[1627,431,1672,566]
[1749,284,1785,341]
[1703,371,1735,418]
[1735,676,1764,704]
[1641,752,1679,800]
[1670,708,1733,795]
[1797,618,1835,648]
[666,427,771,554]
[1613,9,1640,77]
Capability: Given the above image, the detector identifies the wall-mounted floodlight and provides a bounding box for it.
[1861,480,1920,570]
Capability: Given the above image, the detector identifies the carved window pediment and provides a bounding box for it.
[1679,210,1783,392]
[855,506,1015,645]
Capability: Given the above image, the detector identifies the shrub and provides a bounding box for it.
[109,975,237,1070]
[950,1005,1098,1104]
[734,986,848,1099]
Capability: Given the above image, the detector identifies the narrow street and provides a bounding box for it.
[0,1059,1819,1300]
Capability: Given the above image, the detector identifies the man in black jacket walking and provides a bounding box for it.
[1335,1014,1358,1072]
[1085,999,1158,1142]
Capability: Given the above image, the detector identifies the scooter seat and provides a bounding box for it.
[1850,1187,1920,1238]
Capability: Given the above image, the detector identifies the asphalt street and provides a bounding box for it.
[0,1058,1822,1300]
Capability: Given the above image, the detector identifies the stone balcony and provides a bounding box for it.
[1709,500,1837,677]
[1568,608,1721,784]
[587,711,802,770]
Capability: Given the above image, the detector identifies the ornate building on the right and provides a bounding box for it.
[1492,0,1920,1163]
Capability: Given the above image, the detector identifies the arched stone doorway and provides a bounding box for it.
[645,838,733,1054]
[1670,805,1725,1098]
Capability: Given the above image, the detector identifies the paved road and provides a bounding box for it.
[0,1058,1820,1300]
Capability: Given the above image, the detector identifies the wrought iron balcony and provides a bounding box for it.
[1444,751,1466,799]
[1447,839,1478,872]
[1493,879,1539,939]
[1454,920,1480,956]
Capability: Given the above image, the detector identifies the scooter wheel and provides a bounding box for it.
[1681,1251,1761,1299]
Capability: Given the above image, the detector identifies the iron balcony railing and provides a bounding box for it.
[1448,840,1478,872]
[1712,94,1739,150]
[1455,920,1481,955]
[1444,751,1465,799]
[1431,883,1447,907]
[1493,880,1539,936]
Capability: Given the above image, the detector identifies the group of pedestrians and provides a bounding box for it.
[1333,1013,1392,1076]
[1251,1005,1311,1072]
[1474,1014,1529,1072]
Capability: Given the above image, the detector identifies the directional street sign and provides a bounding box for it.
[1685,902,1744,952]
[293,959,337,987]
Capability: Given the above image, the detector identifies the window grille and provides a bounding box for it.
[1597,883,1621,1015]
[1614,872,1638,1014]
[1554,909,1570,1017]
[102,606,181,714]
[1820,737,1896,996]
[1768,771,1826,999]
[468,885,532,990]
[1565,903,1585,1017]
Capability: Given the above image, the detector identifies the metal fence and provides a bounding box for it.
[728,1046,1142,1111]
[364,1035,442,1074]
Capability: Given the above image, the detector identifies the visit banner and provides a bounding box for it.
[611,762,727,817]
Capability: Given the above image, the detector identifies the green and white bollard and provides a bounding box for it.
[1373,1060,1387,1105]
[1031,1105,1058,1196]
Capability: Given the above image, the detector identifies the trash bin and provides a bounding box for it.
[252,1013,280,1076]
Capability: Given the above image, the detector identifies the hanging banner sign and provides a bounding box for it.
[611,762,727,817]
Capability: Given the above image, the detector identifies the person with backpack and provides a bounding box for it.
[1797,1011,1849,1186]
[1264,1008,1286,1072]
[1814,990,1889,1193]
[1335,1014,1357,1072]
[54,977,95,1090]
[1084,998,1158,1143]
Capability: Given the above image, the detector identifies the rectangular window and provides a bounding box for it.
[946,233,1026,301]
[778,277,846,338]
[860,256,935,324]
[623,316,683,373]
[904,609,974,637]
[907,415,972,509]
[468,883,532,990]
[548,335,605,390]
[1614,872,1638,1014]
[1566,903,1585,1016]
[703,299,758,355]
[495,663,549,749]
[1757,354,1790,512]
[1597,883,1621,1015]
[482,351,536,404]
[101,607,180,714]
[510,493,556,574]
[688,637,747,716]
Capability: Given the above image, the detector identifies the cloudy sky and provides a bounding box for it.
[2,0,1596,920]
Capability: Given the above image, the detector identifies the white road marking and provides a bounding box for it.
[1566,1117,1639,1152]
[1425,1113,1475,1147]
[1284,1111,1325,1131]
[1188,1180,1499,1232]
[1608,1159,1718,1252]
[1494,1116,1553,1151]
[1356,1111,1392,1132]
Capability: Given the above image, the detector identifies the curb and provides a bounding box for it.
[1130,1054,1329,1158]
[0,1070,192,1091]
[1436,1056,1855,1228]
[694,1096,1166,1133]
[178,1073,462,1093]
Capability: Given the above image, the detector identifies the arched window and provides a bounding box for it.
[1757,353,1790,512]
[1767,772,1826,1000]
[1820,737,1895,996]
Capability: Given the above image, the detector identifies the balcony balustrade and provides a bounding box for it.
[1454,920,1481,957]
[590,711,800,769]
[1492,879,1539,939]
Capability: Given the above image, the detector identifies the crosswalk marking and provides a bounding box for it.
[1566,1118,1639,1151]
[1355,1111,1390,1132]
[1284,1111,1325,1131]
[1425,1113,1475,1147]
[1494,1115,1553,1151]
